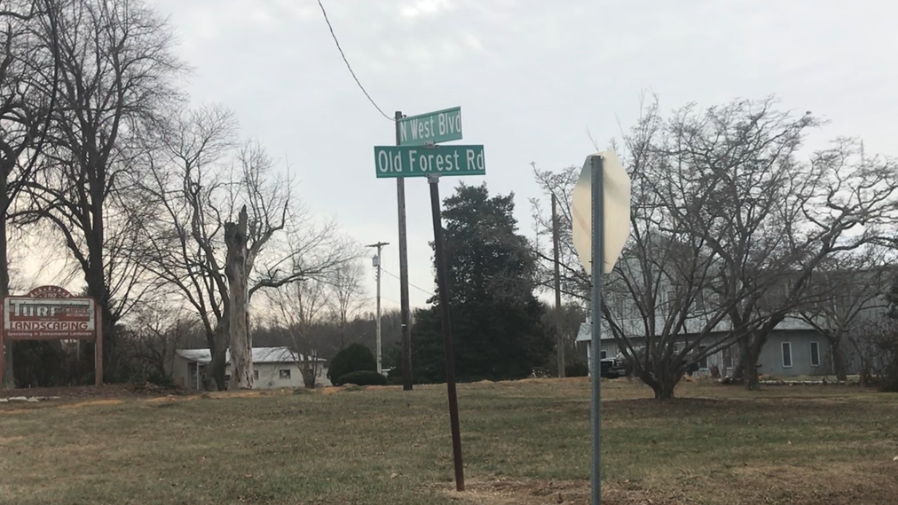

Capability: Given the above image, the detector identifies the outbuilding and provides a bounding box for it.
[170,347,329,390]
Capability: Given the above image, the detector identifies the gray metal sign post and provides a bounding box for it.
[590,155,604,505]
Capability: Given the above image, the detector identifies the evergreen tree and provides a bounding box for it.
[411,184,552,382]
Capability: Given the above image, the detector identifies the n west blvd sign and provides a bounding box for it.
[398,107,462,146]
[375,144,485,178]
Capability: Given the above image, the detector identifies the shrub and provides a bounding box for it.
[565,361,589,377]
[336,370,387,386]
[327,343,376,384]
[128,365,176,389]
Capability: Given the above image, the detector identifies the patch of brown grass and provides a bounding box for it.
[0,379,896,504]
[56,399,125,409]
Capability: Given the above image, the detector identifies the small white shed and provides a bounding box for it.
[171,347,329,390]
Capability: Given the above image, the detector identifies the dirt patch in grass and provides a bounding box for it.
[56,399,126,409]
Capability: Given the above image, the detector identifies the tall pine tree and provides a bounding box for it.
[412,184,552,382]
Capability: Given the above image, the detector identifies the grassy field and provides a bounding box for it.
[1,378,897,505]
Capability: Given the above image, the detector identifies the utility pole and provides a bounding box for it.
[367,242,389,374]
[551,193,565,378]
[395,110,413,390]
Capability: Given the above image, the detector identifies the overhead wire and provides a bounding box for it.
[316,0,394,122]
[382,269,433,297]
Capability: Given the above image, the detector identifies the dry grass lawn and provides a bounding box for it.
[1,378,897,504]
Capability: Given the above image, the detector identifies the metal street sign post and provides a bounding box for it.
[571,151,631,505]
[375,106,480,493]
[374,144,485,178]
[398,106,462,146]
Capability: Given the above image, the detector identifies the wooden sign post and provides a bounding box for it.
[0,286,102,389]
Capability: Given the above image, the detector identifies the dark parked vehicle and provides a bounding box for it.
[599,352,627,378]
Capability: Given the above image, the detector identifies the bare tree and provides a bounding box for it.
[121,302,200,379]
[850,313,898,390]
[797,249,890,381]
[267,276,329,388]
[131,104,235,390]
[326,260,366,348]
[0,0,59,387]
[664,98,898,390]
[530,164,590,302]
[533,97,898,396]
[134,106,354,389]
[20,0,183,379]
[601,99,764,399]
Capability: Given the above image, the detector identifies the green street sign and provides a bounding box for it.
[398,107,462,146]
[374,145,485,178]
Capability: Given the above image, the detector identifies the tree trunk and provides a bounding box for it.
[858,360,869,388]
[830,338,847,382]
[204,320,228,391]
[300,359,317,388]
[0,180,14,389]
[732,336,750,382]
[640,369,680,400]
[653,381,676,400]
[743,335,766,391]
[225,206,252,390]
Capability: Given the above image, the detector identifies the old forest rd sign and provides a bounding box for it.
[375,145,485,178]
[398,107,462,146]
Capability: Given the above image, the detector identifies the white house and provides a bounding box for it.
[576,314,838,378]
[170,347,330,390]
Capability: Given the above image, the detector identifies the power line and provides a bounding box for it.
[382,269,432,296]
[316,0,394,122]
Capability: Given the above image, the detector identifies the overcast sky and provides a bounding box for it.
[108,0,898,312]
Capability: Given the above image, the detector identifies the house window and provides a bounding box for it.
[667,289,678,307]
[695,291,705,312]
[781,342,793,368]
[254,370,259,380]
[279,369,291,380]
[810,342,820,367]
[697,346,708,369]
[600,350,607,359]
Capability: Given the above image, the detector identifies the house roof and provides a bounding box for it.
[175,346,325,365]
[575,318,615,342]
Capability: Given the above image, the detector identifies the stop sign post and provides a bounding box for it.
[571,151,631,505]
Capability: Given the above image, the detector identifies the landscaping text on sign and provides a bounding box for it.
[4,296,96,340]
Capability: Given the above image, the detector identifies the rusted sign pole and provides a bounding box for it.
[427,173,465,492]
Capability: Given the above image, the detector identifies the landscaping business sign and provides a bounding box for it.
[0,285,103,389]
[4,295,96,340]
